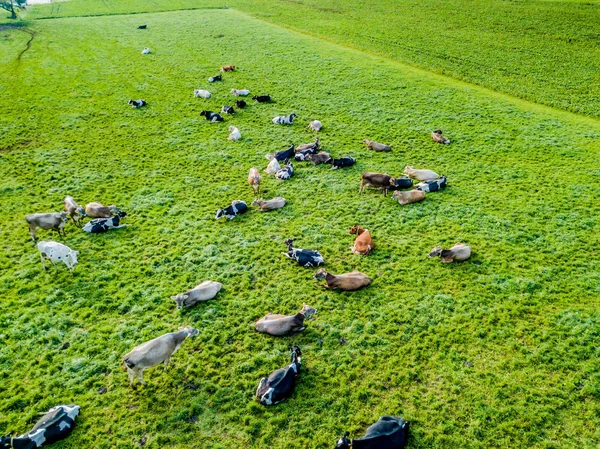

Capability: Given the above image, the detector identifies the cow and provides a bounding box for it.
[215,200,248,220]
[282,239,324,267]
[235,99,247,109]
[221,105,235,115]
[264,158,281,175]
[25,212,68,242]
[364,139,391,152]
[0,405,80,449]
[308,120,322,131]
[122,326,199,386]
[404,166,440,181]
[392,189,426,205]
[272,113,297,125]
[429,243,471,263]
[252,94,272,103]
[36,241,79,271]
[251,197,286,211]
[221,65,235,72]
[228,126,241,141]
[170,280,222,309]
[329,156,356,169]
[128,99,146,108]
[200,110,224,122]
[255,305,317,336]
[64,196,85,227]
[266,144,295,162]
[141,48,150,54]
[137,24,147,29]
[256,346,302,405]
[416,176,447,192]
[208,74,222,83]
[82,211,127,233]
[194,90,211,99]
[314,269,371,291]
[349,225,373,255]
[336,416,409,449]
[248,167,261,196]
[231,89,250,96]
[275,163,294,180]
[432,129,451,144]
[84,202,121,219]
[309,152,331,165]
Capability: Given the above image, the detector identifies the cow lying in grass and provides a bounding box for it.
[256,346,302,405]
[255,304,317,336]
[336,416,409,449]
[272,113,297,125]
[282,239,324,267]
[128,99,146,108]
[171,280,222,309]
[82,211,127,233]
[215,200,247,220]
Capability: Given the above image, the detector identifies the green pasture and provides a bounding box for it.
[0,6,599,449]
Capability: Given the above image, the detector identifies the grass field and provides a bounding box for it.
[25,0,600,119]
[1,5,600,449]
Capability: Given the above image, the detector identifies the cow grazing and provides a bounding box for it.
[349,225,373,255]
[309,152,331,165]
[228,126,241,141]
[128,99,146,108]
[122,326,199,386]
[404,166,440,181]
[82,211,127,233]
[276,163,294,180]
[256,346,302,406]
[253,94,272,103]
[255,304,317,336]
[200,110,224,122]
[215,200,248,220]
[84,202,121,219]
[170,280,222,309]
[0,405,80,449]
[37,241,79,271]
[235,99,247,109]
[416,176,447,192]
[359,173,412,196]
[137,24,147,29]
[221,105,235,115]
[266,144,295,162]
[64,196,85,227]
[336,416,410,449]
[141,47,150,54]
[194,89,211,99]
[248,167,261,196]
[364,139,391,152]
[272,113,297,125]
[314,269,371,291]
[308,120,322,131]
[25,212,68,242]
[432,129,451,144]
[264,158,281,175]
[208,74,222,83]
[251,197,286,211]
[231,89,250,96]
[329,156,356,169]
[392,189,426,205]
[429,243,471,263]
[282,239,324,267]
[221,65,235,72]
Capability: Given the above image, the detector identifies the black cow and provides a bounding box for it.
[329,156,356,169]
[416,176,447,193]
[221,105,235,115]
[128,99,146,108]
[137,24,147,29]
[256,346,302,406]
[281,238,324,267]
[335,416,409,449]
[82,211,127,233]
[200,110,224,122]
[215,200,247,220]
[390,176,413,190]
[268,144,295,162]
[235,100,247,109]
[0,405,80,449]
[208,74,222,83]
[252,94,272,103]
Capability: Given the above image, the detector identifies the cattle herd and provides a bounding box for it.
[7,27,477,448]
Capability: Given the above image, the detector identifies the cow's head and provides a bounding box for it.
[116,210,128,218]
[301,304,317,319]
[434,129,443,134]
[0,434,14,449]
[404,165,414,173]
[69,250,80,265]
[313,268,328,280]
[171,294,189,309]
[179,326,199,337]
[428,246,443,258]
[77,206,86,217]
[391,191,402,200]
[200,110,208,117]
[335,432,351,449]
[349,225,363,235]
[59,211,68,222]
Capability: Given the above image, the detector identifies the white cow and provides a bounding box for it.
[228,126,241,141]
[231,89,250,96]
[36,241,79,271]
[141,48,150,54]
[193,89,211,99]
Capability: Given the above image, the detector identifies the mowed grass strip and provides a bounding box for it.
[1,8,600,449]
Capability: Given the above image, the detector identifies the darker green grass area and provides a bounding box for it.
[1,8,600,449]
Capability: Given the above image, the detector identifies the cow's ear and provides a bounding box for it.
[183,295,189,300]
[170,296,177,301]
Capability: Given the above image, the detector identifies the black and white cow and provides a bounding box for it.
[416,176,447,193]
[221,105,235,115]
[82,211,127,234]
[200,110,224,122]
[256,346,302,406]
[329,156,356,169]
[235,100,247,109]
[208,74,222,83]
[275,163,294,180]
[267,144,295,162]
[282,239,324,267]
[335,416,409,449]
[272,113,297,125]
[128,99,146,108]
[252,94,272,103]
[0,405,80,449]
[215,200,248,220]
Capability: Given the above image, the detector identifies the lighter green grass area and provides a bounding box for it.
[1,8,600,449]
[26,0,600,119]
